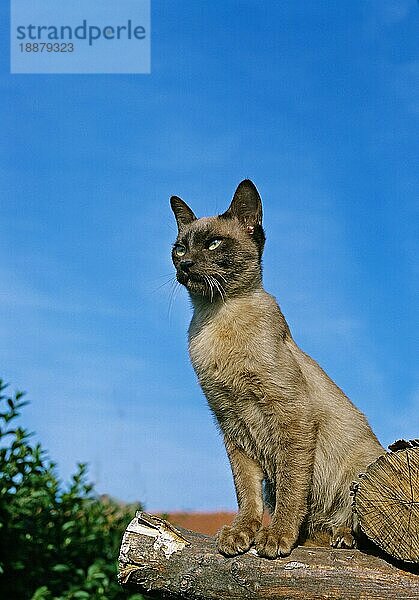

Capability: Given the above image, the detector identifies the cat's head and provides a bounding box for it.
[170,179,265,301]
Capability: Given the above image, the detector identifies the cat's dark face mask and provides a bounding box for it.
[170,180,265,301]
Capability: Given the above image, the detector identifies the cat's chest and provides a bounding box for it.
[188,309,251,383]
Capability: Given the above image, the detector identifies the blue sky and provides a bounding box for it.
[1,1,418,511]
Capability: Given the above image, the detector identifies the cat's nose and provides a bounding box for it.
[179,259,194,272]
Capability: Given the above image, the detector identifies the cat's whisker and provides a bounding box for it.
[211,273,226,301]
[155,272,178,279]
[216,273,228,284]
[202,275,208,299]
[204,274,214,303]
[213,272,228,302]
[167,279,181,319]
[211,275,226,304]
[152,275,178,293]
[205,274,212,299]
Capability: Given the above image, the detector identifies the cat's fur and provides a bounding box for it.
[170,179,384,558]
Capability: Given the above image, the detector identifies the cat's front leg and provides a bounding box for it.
[216,440,264,556]
[255,431,315,558]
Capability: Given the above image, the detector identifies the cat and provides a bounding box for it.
[170,179,384,558]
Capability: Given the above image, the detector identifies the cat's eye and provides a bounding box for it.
[174,244,186,257]
[208,239,222,251]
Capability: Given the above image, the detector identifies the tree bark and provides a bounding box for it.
[118,512,419,600]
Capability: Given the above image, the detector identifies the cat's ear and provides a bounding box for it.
[221,179,263,229]
[170,196,197,230]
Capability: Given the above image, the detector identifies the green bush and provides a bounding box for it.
[0,379,144,600]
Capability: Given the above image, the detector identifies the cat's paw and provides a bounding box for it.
[330,526,356,549]
[254,527,296,559]
[216,524,256,556]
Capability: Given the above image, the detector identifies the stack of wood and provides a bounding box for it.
[118,440,419,599]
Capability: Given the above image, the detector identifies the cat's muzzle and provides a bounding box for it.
[177,270,205,293]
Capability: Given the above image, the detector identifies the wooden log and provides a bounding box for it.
[118,512,419,600]
[353,439,419,563]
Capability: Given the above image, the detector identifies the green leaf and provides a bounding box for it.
[31,586,52,600]
[52,563,70,573]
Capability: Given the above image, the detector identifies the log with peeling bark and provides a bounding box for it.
[119,442,419,599]
[118,512,419,600]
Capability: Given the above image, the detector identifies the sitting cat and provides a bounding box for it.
[170,179,384,558]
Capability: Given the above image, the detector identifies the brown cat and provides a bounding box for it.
[170,179,384,558]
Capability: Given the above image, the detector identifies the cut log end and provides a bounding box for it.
[354,441,419,563]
